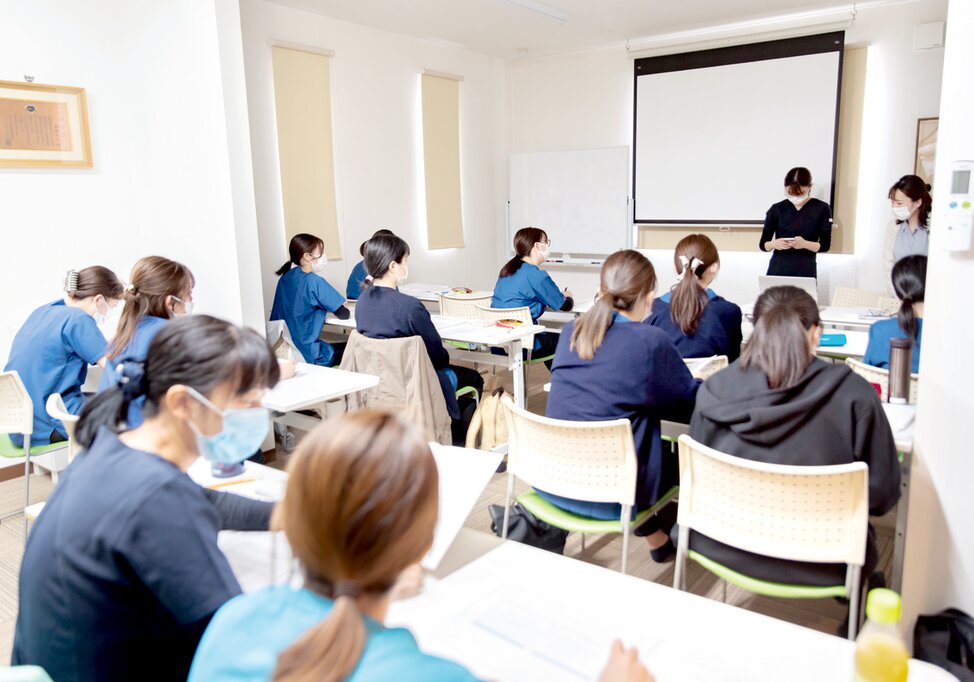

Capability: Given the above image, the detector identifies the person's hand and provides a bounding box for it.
[791,235,812,250]
[388,564,425,602]
[767,238,793,250]
[277,359,297,380]
[598,640,655,682]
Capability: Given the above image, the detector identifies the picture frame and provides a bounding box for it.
[914,117,938,187]
[0,80,92,168]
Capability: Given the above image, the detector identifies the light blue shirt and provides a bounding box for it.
[491,262,566,322]
[4,301,106,445]
[98,315,170,429]
[893,221,930,263]
[270,267,346,366]
[863,317,922,373]
[189,585,480,682]
[346,260,369,300]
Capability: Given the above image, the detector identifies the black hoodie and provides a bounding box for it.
[686,358,901,586]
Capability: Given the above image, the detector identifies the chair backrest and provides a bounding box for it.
[266,320,307,363]
[475,305,537,349]
[877,295,900,316]
[831,287,886,309]
[684,356,729,380]
[677,435,869,566]
[46,394,80,461]
[0,371,33,436]
[339,331,451,444]
[500,394,637,505]
[845,357,919,403]
[758,275,818,301]
[437,292,493,320]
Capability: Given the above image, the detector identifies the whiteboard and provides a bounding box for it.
[509,147,630,257]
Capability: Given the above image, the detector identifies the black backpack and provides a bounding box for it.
[914,608,974,681]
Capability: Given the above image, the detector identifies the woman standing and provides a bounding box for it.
[759,167,833,278]
[883,175,931,277]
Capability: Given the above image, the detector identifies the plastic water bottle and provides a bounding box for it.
[854,588,909,682]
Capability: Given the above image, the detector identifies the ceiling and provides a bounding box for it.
[271,0,865,59]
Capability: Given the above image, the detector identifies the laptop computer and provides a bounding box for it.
[758,275,819,302]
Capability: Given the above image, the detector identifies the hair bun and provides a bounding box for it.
[925,183,932,192]
[116,362,148,401]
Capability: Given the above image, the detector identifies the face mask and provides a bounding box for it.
[171,296,194,317]
[93,297,110,326]
[185,387,269,465]
[538,242,550,259]
[398,265,409,284]
[312,260,328,275]
[787,192,808,205]
[892,205,914,221]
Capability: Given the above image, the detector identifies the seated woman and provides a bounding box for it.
[271,233,350,366]
[689,286,901,586]
[648,234,743,361]
[189,410,656,682]
[354,233,483,442]
[98,255,196,428]
[13,316,280,682]
[346,228,394,300]
[4,266,123,447]
[492,227,573,368]
[545,250,699,562]
[864,255,926,373]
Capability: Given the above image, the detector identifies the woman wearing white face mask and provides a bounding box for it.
[883,174,932,278]
[13,315,280,682]
[759,166,833,278]
[492,227,574,370]
[271,233,350,368]
[97,255,196,429]
[4,266,123,447]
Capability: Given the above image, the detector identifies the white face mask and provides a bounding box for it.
[537,242,550,259]
[787,192,808,205]
[311,260,328,275]
[892,205,914,221]
[92,297,111,326]
[172,296,194,317]
[398,265,409,284]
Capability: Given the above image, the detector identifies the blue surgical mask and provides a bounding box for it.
[185,387,269,465]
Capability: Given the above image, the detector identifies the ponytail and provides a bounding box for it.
[277,233,325,277]
[891,255,926,341]
[740,286,820,390]
[669,235,719,335]
[272,593,366,682]
[499,227,547,278]
[570,250,656,360]
[361,234,410,289]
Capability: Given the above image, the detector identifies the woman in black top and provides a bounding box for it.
[759,166,832,278]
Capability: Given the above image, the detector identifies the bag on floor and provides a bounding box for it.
[488,502,567,554]
[913,608,974,681]
[465,387,509,451]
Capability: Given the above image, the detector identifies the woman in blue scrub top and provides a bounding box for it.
[864,255,926,373]
[271,233,350,366]
[347,229,394,300]
[4,266,123,446]
[189,410,654,682]
[759,167,832,278]
[13,316,280,682]
[98,255,195,429]
[492,227,574,369]
[547,251,699,563]
[648,234,743,361]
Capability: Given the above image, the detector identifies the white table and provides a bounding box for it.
[743,304,890,332]
[262,362,379,432]
[398,282,452,302]
[385,539,952,682]
[323,310,544,408]
[815,330,870,360]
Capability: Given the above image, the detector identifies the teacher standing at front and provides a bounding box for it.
[759,166,833,278]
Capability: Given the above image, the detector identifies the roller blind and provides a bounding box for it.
[421,73,464,249]
[271,46,341,257]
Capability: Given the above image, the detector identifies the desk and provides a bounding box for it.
[743,304,889,332]
[815,330,869,361]
[323,311,544,408]
[385,539,952,682]
[262,362,379,432]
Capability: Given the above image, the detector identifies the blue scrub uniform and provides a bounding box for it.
[492,262,565,322]
[863,318,923,373]
[270,267,346,366]
[4,301,107,446]
[189,585,479,682]
[544,314,700,516]
[346,260,369,300]
[98,315,169,429]
[648,289,744,362]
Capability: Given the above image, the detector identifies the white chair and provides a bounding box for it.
[266,320,306,363]
[437,292,493,320]
[673,435,869,640]
[500,395,678,575]
[684,355,729,380]
[831,287,886,309]
[0,372,45,535]
[846,358,919,403]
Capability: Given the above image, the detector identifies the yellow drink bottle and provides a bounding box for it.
[854,588,909,682]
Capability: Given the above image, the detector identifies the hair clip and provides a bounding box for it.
[63,269,79,293]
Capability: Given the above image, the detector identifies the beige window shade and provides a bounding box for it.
[271,46,341,258]
[421,73,464,249]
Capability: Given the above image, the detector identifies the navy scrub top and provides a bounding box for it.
[648,289,743,362]
[759,197,832,278]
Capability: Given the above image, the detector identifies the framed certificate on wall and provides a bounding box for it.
[0,80,92,168]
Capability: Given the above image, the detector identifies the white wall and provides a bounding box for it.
[0,0,260,362]
[239,0,510,313]
[509,0,946,305]
[901,0,974,637]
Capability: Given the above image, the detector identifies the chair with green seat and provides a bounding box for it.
[672,434,870,640]
[499,395,678,575]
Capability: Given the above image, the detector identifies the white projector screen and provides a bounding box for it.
[633,32,843,224]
